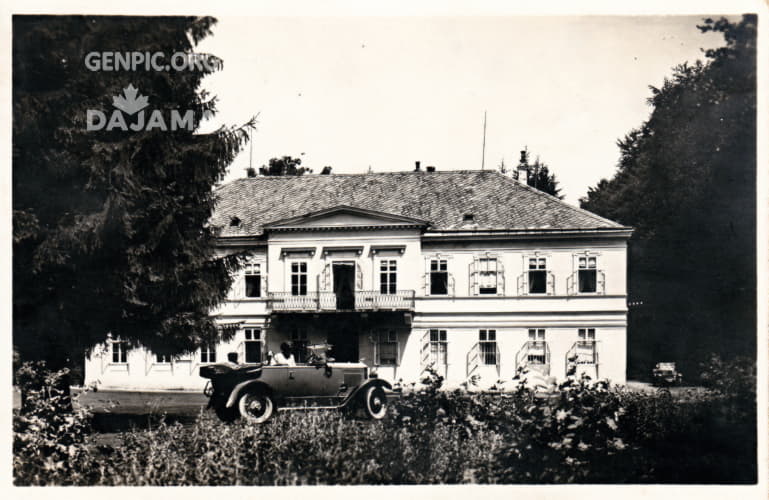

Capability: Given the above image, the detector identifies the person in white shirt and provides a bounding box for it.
[273,342,296,366]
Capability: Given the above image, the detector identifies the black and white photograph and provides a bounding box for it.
[5,0,766,495]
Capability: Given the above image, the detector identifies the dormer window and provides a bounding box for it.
[463,213,474,223]
[230,216,241,227]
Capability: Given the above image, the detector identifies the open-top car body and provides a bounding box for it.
[200,358,392,423]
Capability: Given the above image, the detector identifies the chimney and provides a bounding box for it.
[516,150,529,184]
[414,161,421,172]
[426,166,436,173]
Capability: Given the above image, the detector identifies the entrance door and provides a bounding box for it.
[327,328,359,363]
[333,262,355,310]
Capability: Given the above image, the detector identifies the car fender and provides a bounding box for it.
[342,379,392,407]
[225,380,273,409]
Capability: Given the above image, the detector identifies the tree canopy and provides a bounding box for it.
[13,16,253,369]
[580,15,756,377]
[259,155,311,176]
[512,149,564,199]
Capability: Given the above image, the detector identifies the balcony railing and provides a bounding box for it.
[268,290,415,312]
[268,292,335,312]
[355,290,415,310]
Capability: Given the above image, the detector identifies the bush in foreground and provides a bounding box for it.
[13,362,756,485]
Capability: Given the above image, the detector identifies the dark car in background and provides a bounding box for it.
[200,350,392,423]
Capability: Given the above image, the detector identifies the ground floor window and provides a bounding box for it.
[200,344,216,364]
[576,328,597,363]
[244,328,262,363]
[111,339,127,363]
[377,329,399,366]
[527,328,547,364]
[429,329,448,367]
[291,328,308,363]
[479,329,498,365]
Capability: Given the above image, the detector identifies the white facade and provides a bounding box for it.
[85,203,631,392]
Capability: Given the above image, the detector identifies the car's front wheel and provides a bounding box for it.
[363,386,387,420]
[238,392,274,424]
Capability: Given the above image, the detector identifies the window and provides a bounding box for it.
[578,257,597,293]
[578,327,596,344]
[479,329,498,365]
[111,339,127,363]
[245,262,261,298]
[527,328,547,364]
[377,329,399,366]
[429,329,448,366]
[478,257,499,294]
[291,262,308,296]
[528,258,547,294]
[430,260,448,295]
[156,353,172,363]
[291,328,308,363]
[244,328,262,363]
[200,344,216,363]
[576,328,597,364]
[380,260,397,294]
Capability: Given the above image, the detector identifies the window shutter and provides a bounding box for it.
[469,256,478,295]
[355,262,363,290]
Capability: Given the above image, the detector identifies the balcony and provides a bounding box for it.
[268,290,415,312]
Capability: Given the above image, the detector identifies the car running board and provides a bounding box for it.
[277,405,343,411]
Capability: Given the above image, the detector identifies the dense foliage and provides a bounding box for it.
[14,362,755,485]
[580,16,757,377]
[13,16,252,368]
[257,155,311,176]
[511,149,564,199]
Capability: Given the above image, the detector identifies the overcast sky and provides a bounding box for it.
[196,15,728,204]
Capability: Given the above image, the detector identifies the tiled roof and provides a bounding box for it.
[212,170,624,237]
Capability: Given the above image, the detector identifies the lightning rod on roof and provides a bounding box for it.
[481,110,487,170]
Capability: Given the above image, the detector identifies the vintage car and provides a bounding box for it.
[200,348,392,423]
[652,361,683,387]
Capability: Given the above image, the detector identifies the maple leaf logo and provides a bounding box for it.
[112,84,149,115]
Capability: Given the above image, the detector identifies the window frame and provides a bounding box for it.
[428,328,448,367]
[578,256,598,293]
[200,344,217,364]
[379,259,398,295]
[527,257,548,294]
[527,328,547,364]
[376,329,399,366]
[290,261,308,296]
[244,327,263,364]
[478,329,498,365]
[244,261,262,298]
[110,338,128,364]
[429,259,449,295]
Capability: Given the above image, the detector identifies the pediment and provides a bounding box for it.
[263,205,429,231]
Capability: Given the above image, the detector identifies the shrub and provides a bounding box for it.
[13,362,93,485]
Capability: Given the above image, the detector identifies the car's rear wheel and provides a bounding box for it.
[363,386,387,420]
[238,392,274,424]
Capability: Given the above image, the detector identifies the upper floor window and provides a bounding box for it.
[479,329,498,365]
[245,262,262,298]
[200,344,216,364]
[291,262,308,296]
[430,259,449,295]
[471,255,503,295]
[528,258,547,294]
[291,328,308,363]
[377,329,399,366]
[111,338,127,363]
[380,260,397,294]
[578,257,597,293]
[244,328,262,363]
